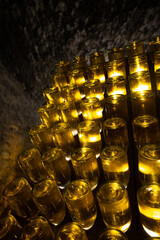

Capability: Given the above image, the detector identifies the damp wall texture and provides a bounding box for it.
[0,0,160,189]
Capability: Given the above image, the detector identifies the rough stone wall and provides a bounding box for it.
[0,0,160,189]
[0,61,41,190]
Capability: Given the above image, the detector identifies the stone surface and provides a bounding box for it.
[0,0,160,190]
[0,61,41,191]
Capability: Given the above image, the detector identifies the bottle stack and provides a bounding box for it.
[1,37,160,240]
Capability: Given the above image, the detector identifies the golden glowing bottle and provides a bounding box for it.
[108,47,125,61]
[56,222,88,240]
[43,87,63,105]
[33,179,66,225]
[138,144,160,184]
[78,120,102,156]
[71,69,86,86]
[60,100,79,134]
[128,53,149,75]
[132,115,160,149]
[72,69,86,97]
[100,145,130,187]
[128,71,152,93]
[83,79,104,103]
[64,179,97,230]
[126,40,145,58]
[21,216,55,240]
[80,97,103,125]
[105,94,128,120]
[89,64,106,85]
[105,75,127,96]
[72,56,87,71]
[3,178,39,220]
[89,51,105,65]
[96,181,132,232]
[61,84,82,114]
[71,147,100,190]
[54,72,68,90]
[18,148,48,184]
[38,104,61,128]
[137,183,160,237]
[50,122,76,160]
[103,117,129,149]
[42,148,71,189]
[131,91,156,119]
[29,124,55,154]
[98,228,128,240]
[106,59,126,80]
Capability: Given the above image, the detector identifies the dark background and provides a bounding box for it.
[0,0,160,238]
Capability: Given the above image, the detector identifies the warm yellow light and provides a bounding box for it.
[105,162,129,172]
[110,72,121,77]
[139,164,150,174]
[78,134,83,139]
[75,92,82,102]
[111,95,119,100]
[134,57,145,73]
[110,90,124,95]
[95,94,104,100]
[81,98,103,121]
[139,163,158,183]
[121,221,131,232]
[119,163,129,172]
[99,75,105,83]
[86,94,104,101]
[95,94,103,101]
[139,204,160,220]
[89,136,101,142]
[83,109,103,119]
[71,110,79,118]
[76,77,85,85]
[157,82,160,90]
[133,84,149,92]
[79,134,101,143]
[96,109,103,117]
[135,65,144,73]
[143,225,160,237]
[155,66,160,72]
[72,129,78,136]
[83,113,88,118]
